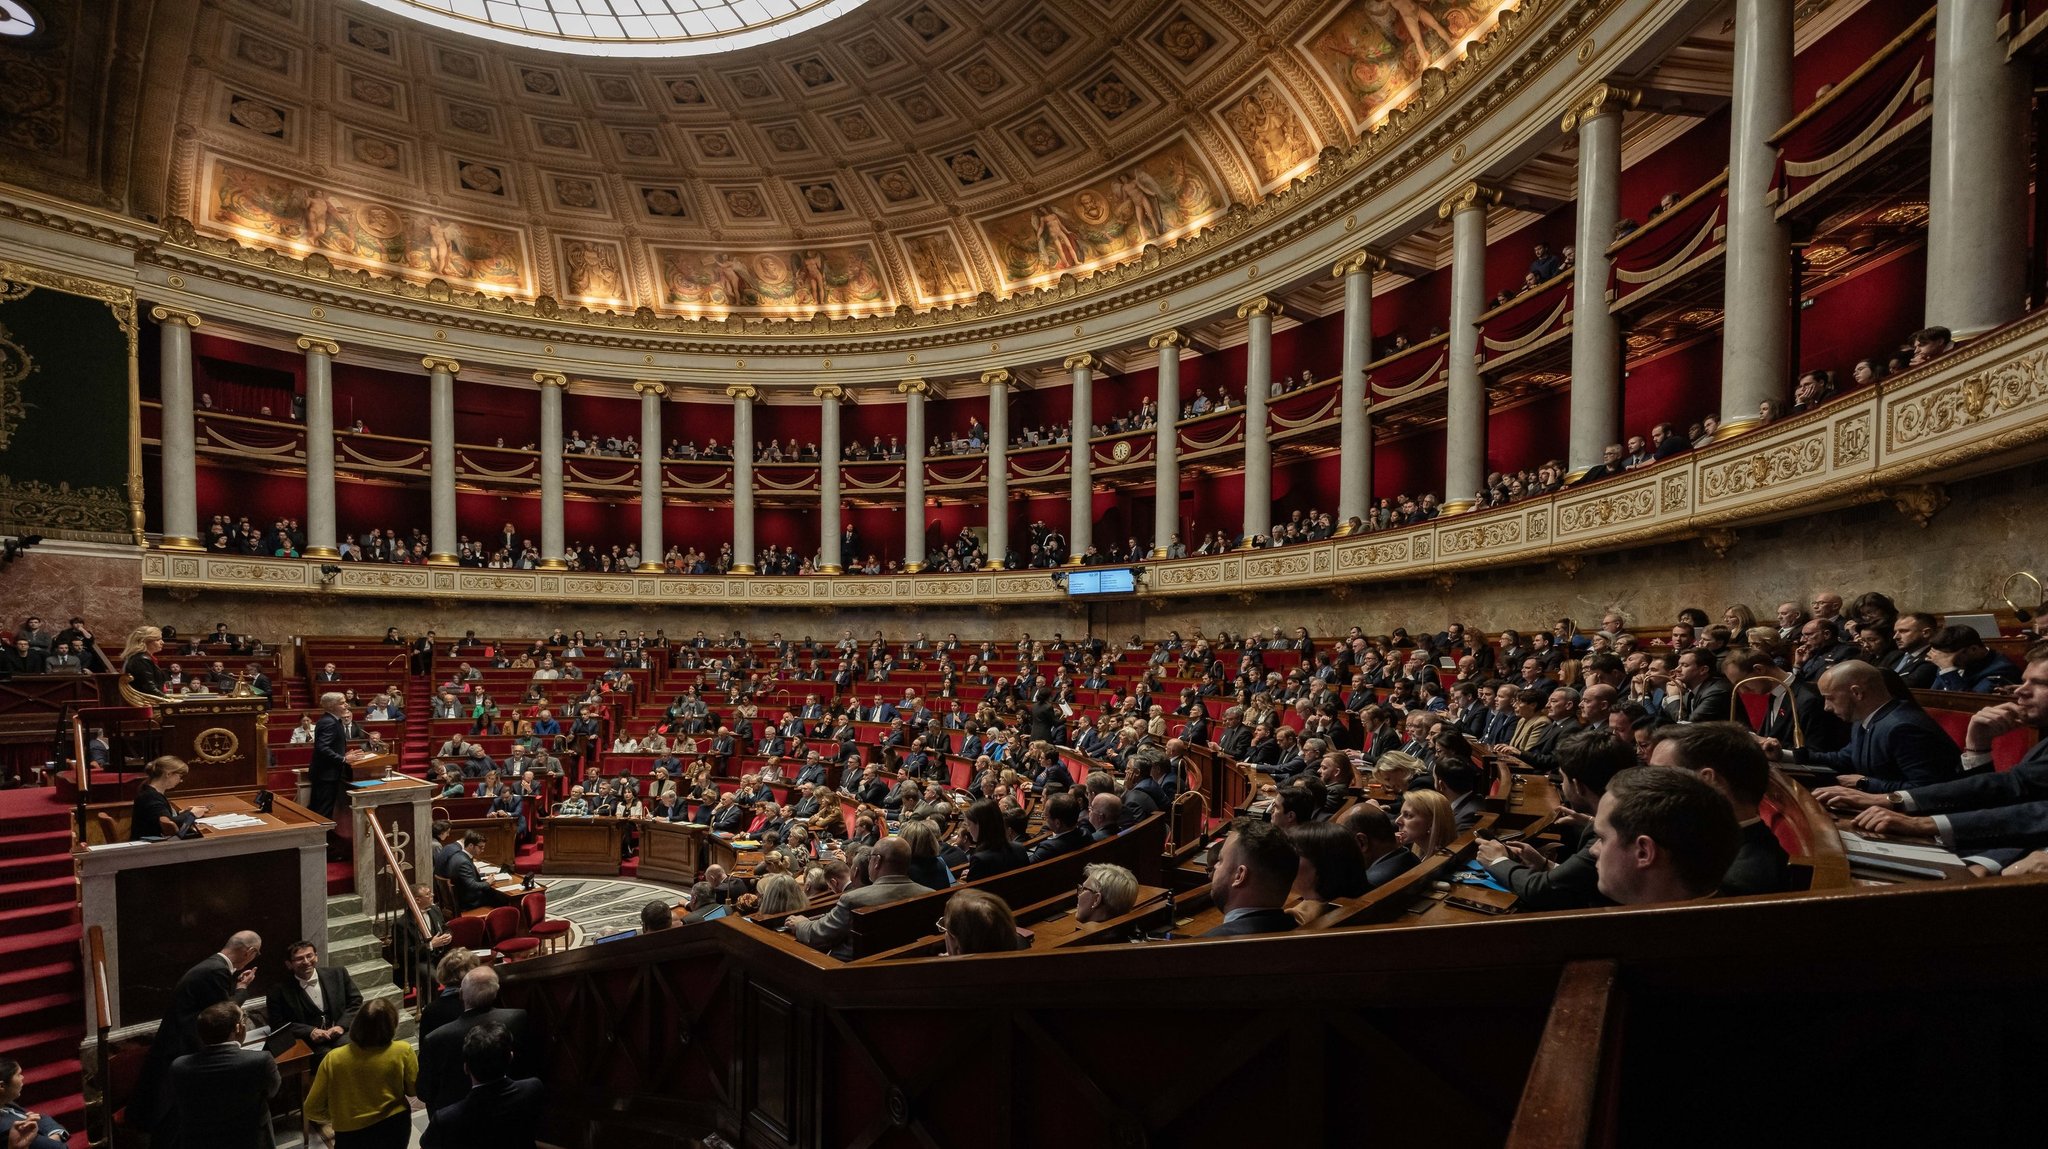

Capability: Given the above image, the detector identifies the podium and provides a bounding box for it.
[639,820,707,885]
[541,817,628,876]
[149,695,271,793]
[337,775,433,922]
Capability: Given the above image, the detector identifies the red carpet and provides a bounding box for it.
[0,786,85,1134]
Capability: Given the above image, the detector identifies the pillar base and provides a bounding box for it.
[1331,521,1356,538]
[1563,466,1592,484]
[1438,498,1476,515]
[158,537,204,551]
[818,564,843,575]
[635,562,664,573]
[302,546,340,560]
[426,553,458,565]
[1711,417,1762,443]
[535,558,567,570]
[983,560,1006,571]
[729,564,756,575]
[903,562,924,573]
[1064,555,1087,567]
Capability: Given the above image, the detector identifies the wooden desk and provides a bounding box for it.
[639,819,706,885]
[449,816,517,870]
[76,792,331,1029]
[541,816,628,876]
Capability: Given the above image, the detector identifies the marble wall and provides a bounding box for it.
[141,463,2046,643]
[7,542,146,642]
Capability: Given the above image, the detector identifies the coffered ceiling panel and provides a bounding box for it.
[154,0,1521,318]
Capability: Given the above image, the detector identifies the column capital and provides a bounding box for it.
[1332,249,1385,279]
[1559,82,1641,134]
[421,356,461,376]
[533,371,570,388]
[725,384,758,401]
[1436,181,1503,221]
[294,335,340,356]
[813,384,845,401]
[1147,329,1187,350]
[1062,352,1096,372]
[149,306,201,329]
[1236,296,1284,321]
[981,368,1012,389]
[896,378,931,396]
[633,380,669,397]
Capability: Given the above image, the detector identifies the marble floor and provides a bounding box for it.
[540,875,690,946]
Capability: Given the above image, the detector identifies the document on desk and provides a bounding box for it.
[1837,829,1961,865]
[197,813,266,830]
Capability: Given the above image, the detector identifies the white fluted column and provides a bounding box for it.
[1239,298,1280,545]
[1438,183,1499,512]
[728,385,757,573]
[983,369,1011,569]
[817,384,844,573]
[422,357,460,563]
[1562,83,1637,478]
[1927,0,2029,338]
[151,307,203,549]
[534,373,568,569]
[1149,329,1184,555]
[1333,252,1379,532]
[633,380,666,570]
[296,335,340,558]
[1064,353,1094,564]
[899,379,929,571]
[1718,0,1793,432]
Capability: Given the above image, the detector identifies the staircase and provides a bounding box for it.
[399,676,432,776]
[0,790,84,1134]
[321,894,414,1042]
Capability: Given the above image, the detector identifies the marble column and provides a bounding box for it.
[1063,353,1094,564]
[1718,0,1793,433]
[151,307,202,549]
[727,384,757,574]
[1438,182,1500,513]
[1561,83,1637,478]
[1239,297,1281,546]
[295,335,340,558]
[533,373,568,570]
[422,357,460,564]
[633,381,666,571]
[1148,329,1184,555]
[816,384,844,573]
[1927,0,2029,338]
[898,379,929,571]
[983,369,1011,569]
[1333,251,1380,533]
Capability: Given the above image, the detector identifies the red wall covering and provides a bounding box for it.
[1798,243,1927,377]
[1791,1,1927,115]
[1487,391,1571,476]
[1375,428,1445,503]
[1621,108,1731,222]
[1623,337,1723,436]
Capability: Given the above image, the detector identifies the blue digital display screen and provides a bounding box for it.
[1067,568,1136,596]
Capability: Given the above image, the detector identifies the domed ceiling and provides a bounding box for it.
[160,0,1514,318]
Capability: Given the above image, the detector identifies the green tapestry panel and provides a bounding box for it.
[0,264,137,543]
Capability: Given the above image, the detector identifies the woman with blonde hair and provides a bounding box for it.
[131,755,207,840]
[120,625,167,697]
[755,872,807,916]
[1723,603,1760,634]
[1074,862,1139,926]
[1395,789,1456,859]
[1372,749,1422,796]
[897,817,954,890]
[941,888,1019,956]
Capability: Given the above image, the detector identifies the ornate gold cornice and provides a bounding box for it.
[1559,82,1642,134]
[896,378,931,396]
[633,380,670,398]
[1437,181,1505,221]
[533,371,570,388]
[294,335,339,357]
[725,384,758,402]
[1332,250,1386,279]
[1148,330,1187,351]
[1237,297,1284,321]
[813,384,845,401]
[1062,353,1096,372]
[981,368,1013,389]
[149,305,200,329]
[420,357,461,376]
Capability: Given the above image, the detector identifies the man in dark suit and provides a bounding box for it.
[1345,804,1421,890]
[1026,793,1090,863]
[422,1021,543,1149]
[168,1001,279,1149]
[419,967,534,1124]
[1777,660,1959,793]
[1214,707,1253,759]
[265,940,362,1064]
[1818,647,2048,861]
[1885,612,1940,690]
[1664,648,1732,724]
[308,692,354,821]
[132,931,262,1135]
[446,830,512,911]
[1201,817,1298,937]
[787,838,933,959]
[1651,722,1791,895]
[1791,618,1861,684]
[397,882,454,992]
[1474,729,1632,910]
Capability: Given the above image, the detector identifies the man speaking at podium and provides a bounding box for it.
[310,692,365,822]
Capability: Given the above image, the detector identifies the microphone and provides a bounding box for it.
[2000,572,2043,624]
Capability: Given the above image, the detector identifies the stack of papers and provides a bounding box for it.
[197,813,265,830]
[1838,829,1962,878]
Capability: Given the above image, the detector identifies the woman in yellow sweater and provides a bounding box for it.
[305,997,417,1148]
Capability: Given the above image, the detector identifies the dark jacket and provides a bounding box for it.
[966,840,1030,880]
[1796,700,1961,792]
[131,784,195,841]
[169,1043,279,1148]
[1200,907,1297,938]
[422,1077,545,1148]
[308,712,352,817]
[1364,847,1420,890]
[134,953,249,1129]
[265,965,363,1045]
[1720,819,1793,896]
[419,1006,533,1119]
[1025,826,1089,864]
[1906,739,2048,850]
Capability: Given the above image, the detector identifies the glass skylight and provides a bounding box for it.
[357,0,870,57]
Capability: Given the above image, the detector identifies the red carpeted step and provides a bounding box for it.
[4,924,83,968]
[0,1022,79,1066]
[0,872,77,912]
[0,828,73,859]
[0,958,76,993]
[0,898,76,935]
[18,1057,84,1117]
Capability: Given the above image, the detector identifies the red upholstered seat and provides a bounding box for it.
[1758,795,1805,859]
[487,904,539,961]
[522,889,572,954]
[1738,692,1767,728]
[444,914,487,951]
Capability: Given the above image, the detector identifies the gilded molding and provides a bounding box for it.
[725,384,759,402]
[1437,181,1504,220]
[533,371,570,388]
[1148,329,1187,350]
[896,378,931,396]
[1558,82,1641,134]
[149,306,201,328]
[294,335,340,357]
[1062,353,1096,372]
[420,357,461,376]
[632,380,670,397]
[981,368,1013,389]
[1332,250,1385,278]
[1236,297,1284,321]
[813,384,845,401]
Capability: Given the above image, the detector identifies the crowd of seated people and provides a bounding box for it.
[0,614,101,680]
